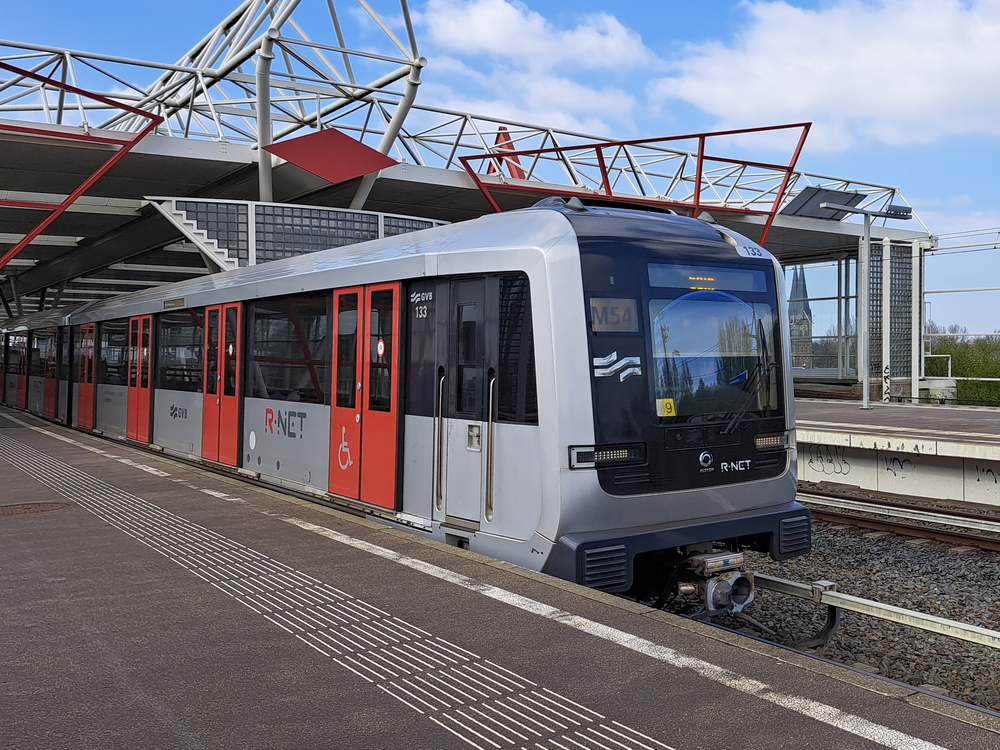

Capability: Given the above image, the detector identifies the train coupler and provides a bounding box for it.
[683,551,755,616]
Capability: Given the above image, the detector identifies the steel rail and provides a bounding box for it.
[798,491,1000,534]
[755,574,1000,650]
[796,492,1000,551]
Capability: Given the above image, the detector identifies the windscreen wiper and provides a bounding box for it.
[720,320,773,435]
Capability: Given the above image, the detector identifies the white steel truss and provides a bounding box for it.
[0,0,924,230]
[0,0,424,145]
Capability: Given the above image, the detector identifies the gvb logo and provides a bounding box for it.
[593,351,642,382]
[265,408,308,439]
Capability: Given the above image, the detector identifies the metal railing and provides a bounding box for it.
[756,574,1000,650]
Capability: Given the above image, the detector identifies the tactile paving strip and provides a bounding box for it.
[0,432,672,750]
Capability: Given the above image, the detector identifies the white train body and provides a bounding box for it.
[2,202,810,600]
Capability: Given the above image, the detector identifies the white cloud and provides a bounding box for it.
[650,0,1000,151]
[417,0,658,71]
[412,0,659,134]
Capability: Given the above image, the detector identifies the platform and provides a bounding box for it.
[796,399,1000,505]
[1,405,998,750]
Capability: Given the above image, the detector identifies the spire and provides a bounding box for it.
[789,266,812,321]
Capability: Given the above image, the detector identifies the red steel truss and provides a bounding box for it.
[459,122,811,246]
[0,61,163,274]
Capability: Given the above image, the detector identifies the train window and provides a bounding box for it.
[58,328,70,381]
[98,320,129,386]
[7,333,25,374]
[456,301,479,414]
[336,293,358,408]
[156,311,204,392]
[368,289,394,412]
[206,309,219,396]
[141,318,151,390]
[248,293,330,404]
[128,319,139,388]
[29,329,58,379]
[223,307,237,398]
[29,333,43,378]
[497,273,538,424]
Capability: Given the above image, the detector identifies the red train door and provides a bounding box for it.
[329,283,400,509]
[126,315,153,442]
[202,303,241,465]
[77,324,96,429]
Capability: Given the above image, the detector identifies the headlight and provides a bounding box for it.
[569,444,646,469]
[754,431,790,452]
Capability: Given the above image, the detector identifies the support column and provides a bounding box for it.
[837,257,844,379]
[10,275,23,317]
[350,58,426,210]
[256,29,278,203]
[858,227,872,408]
[911,240,922,403]
[881,236,892,402]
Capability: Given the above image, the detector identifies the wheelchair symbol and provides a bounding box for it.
[338,426,354,470]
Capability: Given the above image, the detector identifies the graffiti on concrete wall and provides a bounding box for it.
[883,454,915,479]
[807,444,851,476]
[975,464,999,484]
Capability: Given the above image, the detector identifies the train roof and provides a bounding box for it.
[1,203,765,331]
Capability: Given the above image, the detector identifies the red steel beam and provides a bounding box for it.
[0,61,164,276]
[758,122,811,245]
[459,122,812,247]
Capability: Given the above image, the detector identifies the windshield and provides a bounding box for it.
[648,264,782,422]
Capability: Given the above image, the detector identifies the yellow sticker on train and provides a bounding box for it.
[657,398,676,417]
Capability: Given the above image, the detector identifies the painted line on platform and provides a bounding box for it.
[274,514,948,750]
[0,409,960,749]
[0,430,671,750]
[0,411,171,476]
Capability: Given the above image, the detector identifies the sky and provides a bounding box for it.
[4,0,1000,329]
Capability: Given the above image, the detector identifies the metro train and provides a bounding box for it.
[1,199,810,615]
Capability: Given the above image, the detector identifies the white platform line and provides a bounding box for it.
[278,515,952,750]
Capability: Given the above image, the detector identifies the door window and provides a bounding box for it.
[367,289,393,412]
[206,309,219,396]
[140,318,151,389]
[456,302,480,415]
[336,293,358,408]
[224,307,238,397]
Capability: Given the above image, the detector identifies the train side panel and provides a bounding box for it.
[153,389,204,455]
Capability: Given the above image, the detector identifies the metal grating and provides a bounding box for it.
[0,432,673,750]
[868,242,883,379]
[890,245,912,378]
[254,205,379,262]
[383,215,435,237]
[583,545,628,590]
[779,516,811,556]
[177,201,249,264]
[869,242,914,380]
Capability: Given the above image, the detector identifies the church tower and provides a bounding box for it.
[788,266,813,368]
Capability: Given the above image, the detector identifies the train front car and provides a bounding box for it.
[543,203,811,616]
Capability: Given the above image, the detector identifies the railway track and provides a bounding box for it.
[797,489,1000,552]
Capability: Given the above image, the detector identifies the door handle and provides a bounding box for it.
[435,370,445,510]
[485,372,496,522]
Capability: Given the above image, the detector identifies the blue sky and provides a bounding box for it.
[5,0,1000,328]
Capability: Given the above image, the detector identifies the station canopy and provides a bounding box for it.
[0,0,931,325]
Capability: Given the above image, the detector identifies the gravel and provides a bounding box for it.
[713,520,1000,712]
